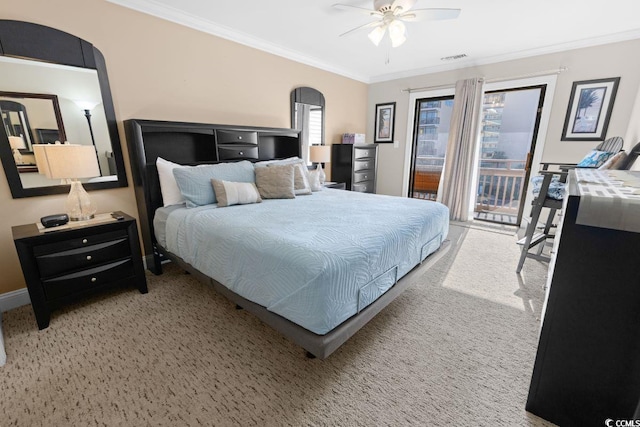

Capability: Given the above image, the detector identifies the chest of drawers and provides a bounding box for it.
[12,212,148,329]
[331,144,378,193]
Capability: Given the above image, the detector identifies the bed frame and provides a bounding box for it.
[125,118,450,358]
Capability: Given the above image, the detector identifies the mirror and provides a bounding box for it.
[1,91,67,178]
[291,87,325,164]
[0,20,127,198]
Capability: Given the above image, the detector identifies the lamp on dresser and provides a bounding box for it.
[8,135,25,164]
[34,143,100,220]
[309,145,331,185]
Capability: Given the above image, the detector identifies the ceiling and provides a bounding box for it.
[108,0,640,83]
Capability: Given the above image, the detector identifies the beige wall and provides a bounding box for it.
[369,39,640,196]
[0,0,367,294]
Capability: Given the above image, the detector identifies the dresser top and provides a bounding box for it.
[572,169,640,233]
[12,211,133,241]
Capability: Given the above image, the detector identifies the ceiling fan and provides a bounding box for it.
[333,0,461,47]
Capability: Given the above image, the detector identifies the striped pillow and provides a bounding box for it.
[211,179,262,207]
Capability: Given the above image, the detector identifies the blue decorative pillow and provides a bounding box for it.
[577,150,612,168]
[173,161,255,208]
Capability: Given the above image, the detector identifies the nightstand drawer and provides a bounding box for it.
[353,159,373,172]
[353,170,374,183]
[352,180,375,193]
[42,259,135,300]
[354,147,375,159]
[36,237,131,278]
[33,229,128,257]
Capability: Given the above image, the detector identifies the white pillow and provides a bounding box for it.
[156,157,186,207]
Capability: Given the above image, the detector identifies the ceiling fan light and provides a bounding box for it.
[368,25,386,46]
[390,33,406,47]
[388,20,406,47]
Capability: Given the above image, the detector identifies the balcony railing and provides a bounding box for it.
[411,157,526,215]
[476,159,526,215]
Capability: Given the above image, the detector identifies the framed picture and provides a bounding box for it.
[561,77,620,141]
[374,102,395,143]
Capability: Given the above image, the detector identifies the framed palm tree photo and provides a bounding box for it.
[374,102,395,143]
[561,77,620,141]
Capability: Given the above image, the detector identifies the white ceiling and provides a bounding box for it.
[108,0,640,83]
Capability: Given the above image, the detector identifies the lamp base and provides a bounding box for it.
[13,148,23,165]
[66,180,97,221]
[316,163,326,185]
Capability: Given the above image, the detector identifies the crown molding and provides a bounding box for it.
[108,0,640,85]
[107,0,370,83]
[369,28,640,83]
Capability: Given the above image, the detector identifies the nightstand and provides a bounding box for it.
[12,211,148,329]
[323,181,346,190]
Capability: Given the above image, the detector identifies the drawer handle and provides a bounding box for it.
[239,151,244,155]
[86,255,92,261]
[238,136,242,140]
[91,277,97,283]
[82,239,88,244]
[363,175,368,179]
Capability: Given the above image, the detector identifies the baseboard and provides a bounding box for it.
[0,313,6,366]
[0,288,31,313]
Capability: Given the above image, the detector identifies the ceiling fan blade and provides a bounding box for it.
[397,12,417,21]
[339,21,383,37]
[408,8,461,21]
[332,3,383,17]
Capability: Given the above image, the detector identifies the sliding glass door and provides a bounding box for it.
[407,83,548,226]
[474,85,546,225]
[408,96,455,200]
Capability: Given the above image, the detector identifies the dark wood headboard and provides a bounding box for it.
[124,119,301,273]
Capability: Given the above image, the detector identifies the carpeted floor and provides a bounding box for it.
[0,223,555,426]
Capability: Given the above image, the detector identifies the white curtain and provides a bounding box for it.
[438,77,485,221]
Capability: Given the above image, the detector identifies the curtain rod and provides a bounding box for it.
[401,66,568,93]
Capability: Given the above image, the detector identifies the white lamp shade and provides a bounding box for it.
[368,25,386,46]
[309,145,331,163]
[8,135,26,150]
[38,144,100,179]
[388,20,407,47]
[33,144,51,176]
[73,100,100,111]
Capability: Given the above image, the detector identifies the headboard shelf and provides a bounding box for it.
[125,119,301,273]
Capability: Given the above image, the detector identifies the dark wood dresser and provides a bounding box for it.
[526,170,640,426]
[12,211,148,329]
[331,144,378,193]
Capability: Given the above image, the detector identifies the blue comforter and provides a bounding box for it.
[164,189,449,334]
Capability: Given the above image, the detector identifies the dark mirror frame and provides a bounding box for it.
[0,20,128,198]
[0,91,67,151]
[290,86,325,146]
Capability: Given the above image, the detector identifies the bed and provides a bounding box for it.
[125,119,450,358]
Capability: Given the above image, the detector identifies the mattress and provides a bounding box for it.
[154,204,185,249]
[161,189,449,335]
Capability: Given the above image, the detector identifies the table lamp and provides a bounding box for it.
[36,144,100,221]
[8,136,26,164]
[309,145,331,185]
